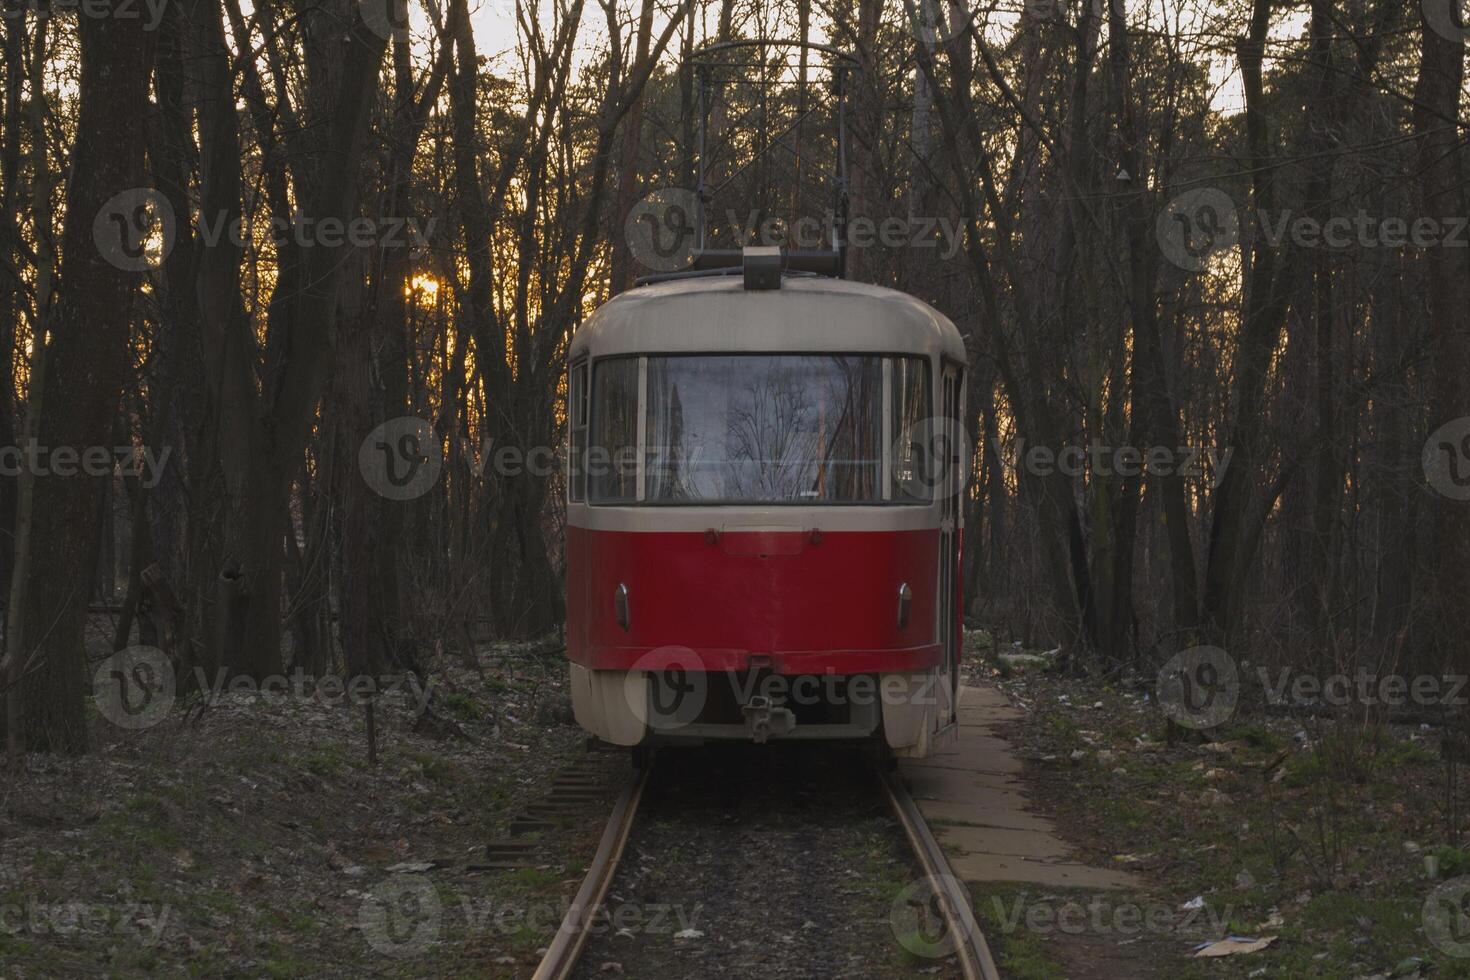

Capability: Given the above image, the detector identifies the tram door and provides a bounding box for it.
[935,364,963,736]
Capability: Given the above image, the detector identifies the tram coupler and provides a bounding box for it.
[742,696,795,743]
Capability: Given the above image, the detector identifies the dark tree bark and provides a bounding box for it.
[15,13,156,752]
[448,0,684,636]
[1411,6,1470,668]
[1200,0,1305,642]
[194,0,388,680]
[609,0,657,295]
[0,15,24,609]
[336,14,452,679]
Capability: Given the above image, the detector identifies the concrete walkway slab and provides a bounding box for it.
[943,849,1142,889]
[914,800,1051,833]
[932,823,1073,860]
[957,685,1027,723]
[922,734,1027,774]
[903,768,1034,806]
[902,684,1145,892]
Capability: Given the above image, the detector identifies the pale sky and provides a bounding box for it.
[455,0,1314,116]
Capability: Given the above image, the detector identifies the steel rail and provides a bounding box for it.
[879,768,1002,980]
[532,758,652,980]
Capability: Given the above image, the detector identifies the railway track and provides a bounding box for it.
[532,761,652,980]
[878,768,1001,980]
[531,749,1000,980]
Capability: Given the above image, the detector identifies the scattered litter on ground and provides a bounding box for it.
[1193,936,1277,957]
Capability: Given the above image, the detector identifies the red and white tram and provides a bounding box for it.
[565,248,966,759]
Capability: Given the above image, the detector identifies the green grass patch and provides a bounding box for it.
[408,751,459,785]
[439,691,484,722]
[969,885,1067,980]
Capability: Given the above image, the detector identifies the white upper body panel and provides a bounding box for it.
[569,274,966,362]
[566,274,966,532]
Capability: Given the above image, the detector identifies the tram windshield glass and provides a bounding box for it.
[587,354,931,505]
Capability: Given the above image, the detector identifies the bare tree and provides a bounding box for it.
[11,11,156,751]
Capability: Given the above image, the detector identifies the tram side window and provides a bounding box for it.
[589,357,639,503]
[569,360,588,502]
[891,357,932,502]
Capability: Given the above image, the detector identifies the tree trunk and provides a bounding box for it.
[1412,7,1470,669]
[16,13,155,752]
[609,0,656,294]
[1201,0,1302,642]
[196,0,388,680]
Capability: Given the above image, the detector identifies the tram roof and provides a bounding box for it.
[569,275,967,363]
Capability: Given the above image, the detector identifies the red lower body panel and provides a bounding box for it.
[566,526,940,674]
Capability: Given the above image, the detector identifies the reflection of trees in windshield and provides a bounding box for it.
[813,358,880,500]
[725,373,818,500]
[645,355,881,503]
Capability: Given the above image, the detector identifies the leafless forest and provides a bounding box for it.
[0,0,1464,761]
[2,1,1470,976]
